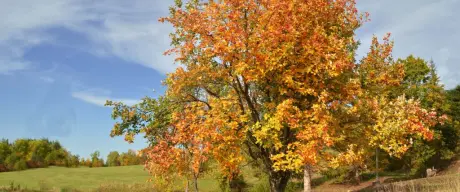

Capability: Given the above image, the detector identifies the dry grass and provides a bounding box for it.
[372,174,460,192]
[93,183,157,192]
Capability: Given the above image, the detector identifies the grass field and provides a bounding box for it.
[0,166,149,191]
[0,165,222,191]
[1,165,459,192]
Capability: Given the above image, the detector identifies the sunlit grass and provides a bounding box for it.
[0,165,245,192]
[374,173,460,192]
[0,166,151,191]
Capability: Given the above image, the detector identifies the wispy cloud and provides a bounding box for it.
[0,60,29,74]
[71,89,140,107]
[0,0,86,74]
[0,0,176,75]
[1,0,459,88]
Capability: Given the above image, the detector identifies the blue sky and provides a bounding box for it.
[1,0,459,159]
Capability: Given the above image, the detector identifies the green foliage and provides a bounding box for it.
[386,56,459,177]
[12,139,31,160]
[446,86,460,152]
[90,151,104,168]
[448,86,460,118]
[0,139,11,165]
[106,96,172,145]
[0,138,78,172]
[29,139,52,166]
[13,159,28,171]
[106,151,120,167]
[66,155,80,168]
[119,150,142,166]
[45,149,68,166]
[5,153,19,170]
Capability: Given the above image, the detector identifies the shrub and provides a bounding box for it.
[5,154,19,170]
[26,160,40,169]
[13,159,28,171]
[0,164,7,172]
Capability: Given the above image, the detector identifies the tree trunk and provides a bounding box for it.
[354,167,361,184]
[269,171,291,192]
[185,179,189,192]
[303,165,312,192]
[193,174,199,192]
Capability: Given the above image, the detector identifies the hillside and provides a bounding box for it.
[0,165,266,192]
[0,166,150,191]
[0,165,215,191]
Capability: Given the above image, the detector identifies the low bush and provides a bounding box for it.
[13,160,28,171]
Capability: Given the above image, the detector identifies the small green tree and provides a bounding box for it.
[107,151,121,166]
[14,159,28,171]
[0,139,11,165]
[5,153,19,171]
[445,86,460,153]
[65,154,80,168]
[387,56,453,176]
[45,149,67,166]
[90,151,104,167]
[12,139,30,160]
[28,139,52,167]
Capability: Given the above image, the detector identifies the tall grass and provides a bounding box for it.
[373,174,460,192]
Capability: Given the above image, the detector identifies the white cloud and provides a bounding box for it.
[0,0,176,75]
[71,89,140,107]
[1,0,459,88]
[356,0,460,89]
[0,0,92,74]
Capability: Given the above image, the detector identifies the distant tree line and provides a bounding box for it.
[0,138,79,172]
[0,138,145,172]
[80,149,146,168]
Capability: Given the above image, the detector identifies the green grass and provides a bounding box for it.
[0,165,251,192]
[0,165,272,192]
[3,165,459,192]
[0,166,151,191]
[0,165,225,191]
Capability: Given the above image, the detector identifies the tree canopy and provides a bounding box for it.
[107,1,447,191]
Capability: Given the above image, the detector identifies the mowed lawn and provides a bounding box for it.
[0,165,220,191]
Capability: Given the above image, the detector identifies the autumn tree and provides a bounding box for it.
[83,158,92,167]
[377,56,455,176]
[108,1,444,191]
[119,149,141,166]
[90,151,104,167]
[107,96,208,191]
[66,154,80,168]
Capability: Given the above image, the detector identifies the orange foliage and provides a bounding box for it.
[109,0,445,190]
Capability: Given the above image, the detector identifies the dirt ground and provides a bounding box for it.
[312,177,391,192]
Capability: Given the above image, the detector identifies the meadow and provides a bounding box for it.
[0,166,150,191]
[0,165,262,192]
[1,164,460,192]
